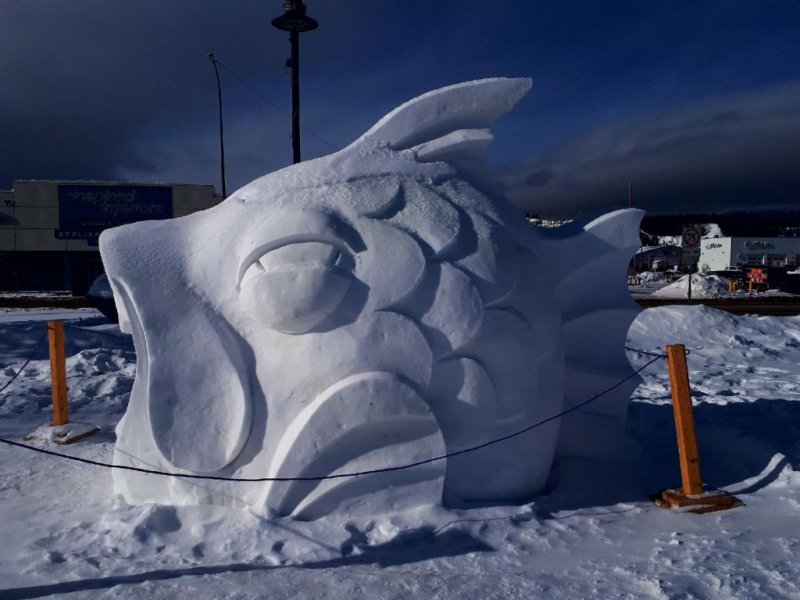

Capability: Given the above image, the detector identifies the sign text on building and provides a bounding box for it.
[55,185,173,244]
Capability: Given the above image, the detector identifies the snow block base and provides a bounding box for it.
[652,488,743,514]
[26,422,101,445]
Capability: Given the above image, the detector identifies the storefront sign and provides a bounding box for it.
[744,240,774,250]
[55,185,173,242]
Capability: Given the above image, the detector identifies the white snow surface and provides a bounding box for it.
[2,306,800,597]
[98,78,643,517]
[655,224,724,248]
[658,235,681,246]
[702,223,724,239]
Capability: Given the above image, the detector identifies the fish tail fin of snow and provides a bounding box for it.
[537,208,646,458]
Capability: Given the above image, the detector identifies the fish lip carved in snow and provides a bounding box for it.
[100,77,644,518]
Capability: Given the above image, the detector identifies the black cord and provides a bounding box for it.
[63,324,131,342]
[0,329,47,395]
[0,355,664,483]
[625,346,666,358]
[625,346,690,357]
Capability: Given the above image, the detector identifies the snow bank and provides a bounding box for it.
[637,271,662,283]
[99,78,643,519]
[653,274,730,298]
[4,306,800,596]
[702,223,724,238]
[655,223,723,248]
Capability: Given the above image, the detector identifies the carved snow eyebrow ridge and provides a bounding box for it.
[235,235,355,289]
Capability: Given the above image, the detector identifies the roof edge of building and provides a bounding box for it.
[11,179,217,190]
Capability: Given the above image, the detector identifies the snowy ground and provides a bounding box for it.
[2,306,800,598]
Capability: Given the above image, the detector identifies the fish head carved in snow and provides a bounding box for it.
[100,78,644,519]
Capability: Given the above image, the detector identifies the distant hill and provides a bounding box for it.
[642,208,800,237]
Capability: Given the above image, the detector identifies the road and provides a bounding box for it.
[3,292,800,317]
[635,296,800,316]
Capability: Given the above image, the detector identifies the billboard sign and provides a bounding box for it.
[55,185,173,245]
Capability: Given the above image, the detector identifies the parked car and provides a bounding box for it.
[86,274,119,323]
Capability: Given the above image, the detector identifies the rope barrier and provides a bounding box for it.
[625,346,664,358]
[62,324,131,342]
[0,329,47,395]
[626,345,690,357]
[0,354,664,483]
[16,326,681,358]
[0,323,129,403]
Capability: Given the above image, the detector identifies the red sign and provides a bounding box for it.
[682,225,701,248]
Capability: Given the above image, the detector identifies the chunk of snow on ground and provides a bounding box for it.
[653,274,730,298]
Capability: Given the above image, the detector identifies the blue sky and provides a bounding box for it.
[2,1,799,215]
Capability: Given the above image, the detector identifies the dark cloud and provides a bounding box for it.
[0,1,267,188]
[525,169,554,187]
[2,1,800,202]
[0,1,515,192]
[502,82,800,216]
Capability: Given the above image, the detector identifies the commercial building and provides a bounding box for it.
[698,237,800,273]
[0,180,220,293]
[631,245,683,272]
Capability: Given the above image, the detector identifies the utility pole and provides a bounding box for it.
[208,53,227,198]
[630,182,639,279]
[272,1,319,164]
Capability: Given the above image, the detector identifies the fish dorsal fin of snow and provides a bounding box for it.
[352,78,532,154]
[411,128,494,166]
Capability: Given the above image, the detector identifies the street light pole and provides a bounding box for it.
[272,1,318,165]
[289,29,301,164]
[208,53,227,198]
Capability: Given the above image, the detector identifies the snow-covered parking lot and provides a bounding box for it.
[1,305,799,599]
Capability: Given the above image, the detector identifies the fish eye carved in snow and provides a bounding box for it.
[99,78,644,520]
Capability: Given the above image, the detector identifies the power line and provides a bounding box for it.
[214,59,337,151]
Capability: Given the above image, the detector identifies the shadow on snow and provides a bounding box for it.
[0,528,491,599]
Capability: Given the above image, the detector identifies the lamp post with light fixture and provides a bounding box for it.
[271,0,319,164]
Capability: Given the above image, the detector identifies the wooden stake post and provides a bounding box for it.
[666,344,703,495]
[39,320,100,443]
[48,320,69,426]
[653,344,742,513]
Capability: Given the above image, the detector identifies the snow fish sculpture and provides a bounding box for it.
[100,78,643,519]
